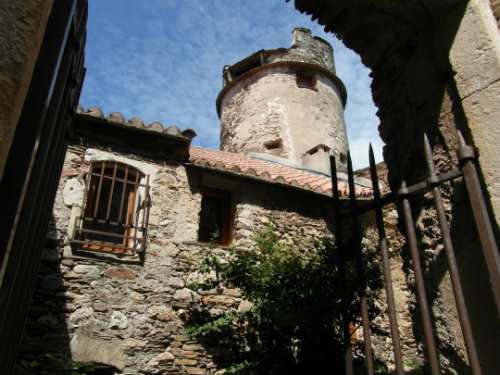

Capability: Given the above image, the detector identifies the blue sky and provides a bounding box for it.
[80,0,382,169]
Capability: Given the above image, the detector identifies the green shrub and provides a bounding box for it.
[17,353,116,375]
[187,221,383,375]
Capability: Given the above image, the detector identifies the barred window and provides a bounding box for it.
[72,161,150,255]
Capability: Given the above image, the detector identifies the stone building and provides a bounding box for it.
[17,29,372,374]
[3,1,500,374]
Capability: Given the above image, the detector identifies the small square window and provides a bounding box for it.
[263,139,283,156]
[296,71,317,90]
[198,189,232,246]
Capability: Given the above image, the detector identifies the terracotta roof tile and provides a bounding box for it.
[77,105,197,140]
[189,146,372,197]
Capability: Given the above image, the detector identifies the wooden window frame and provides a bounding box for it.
[198,188,233,246]
[71,161,150,255]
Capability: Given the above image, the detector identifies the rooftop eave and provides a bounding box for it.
[72,113,195,162]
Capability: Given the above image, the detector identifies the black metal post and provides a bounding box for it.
[456,131,500,320]
[369,145,404,374]
[330,156,354,375]
[347,151,374,375]
[398,178,440,374]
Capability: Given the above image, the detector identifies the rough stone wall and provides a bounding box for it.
[353,145,499,375]
[19,141,335,374]
[354,206,418,372]
[0,0,54,180]
[350,163,419,370]
[219,66,347,164]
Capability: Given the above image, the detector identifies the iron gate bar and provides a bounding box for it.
[404,168,462,195]
[339,168,463,221]
[330,156,354,375]
[339,194,396,221]
[347,151,375,375]
[457,131,500,320]
[368,145,404,375]
[398,176,440,375]
[424,134,481,374]
[331,134,498,374]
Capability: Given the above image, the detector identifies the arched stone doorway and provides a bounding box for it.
[290,0,500,372]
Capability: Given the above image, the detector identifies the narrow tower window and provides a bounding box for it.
[296,71,317,90]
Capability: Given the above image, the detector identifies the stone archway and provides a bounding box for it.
[292,0,499,226]
[290,0,500,373]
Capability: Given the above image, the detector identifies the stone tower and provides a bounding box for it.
[217,28,348,174]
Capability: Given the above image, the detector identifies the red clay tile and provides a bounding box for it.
[189,146,372,197]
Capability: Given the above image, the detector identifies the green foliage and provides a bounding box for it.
[17,353,116,375]
[187,220,383,375]
[403,358,424,374]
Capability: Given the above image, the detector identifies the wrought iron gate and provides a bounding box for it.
[330,131,500,375]
[0,0,87,371]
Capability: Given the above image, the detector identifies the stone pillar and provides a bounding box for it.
[449,0,500,227]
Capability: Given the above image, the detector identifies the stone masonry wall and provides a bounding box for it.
[19,142,335,374]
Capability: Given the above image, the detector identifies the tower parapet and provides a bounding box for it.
[217,28,349,174]
[269,27,336,74]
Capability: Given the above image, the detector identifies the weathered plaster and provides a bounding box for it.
[220,67,347,167]
[0,0,54,180]
[219,29,348,173]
